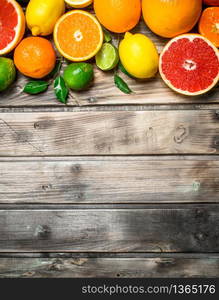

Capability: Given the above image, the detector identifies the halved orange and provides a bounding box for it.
[0,0,25,55]
[54,10,103,62]
[199,7,219,48]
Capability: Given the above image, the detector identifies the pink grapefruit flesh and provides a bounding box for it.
[0,0,25,55]
[159,34,219,96]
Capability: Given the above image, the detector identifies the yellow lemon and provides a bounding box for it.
[119,32,159,79]
[26,0,65,36]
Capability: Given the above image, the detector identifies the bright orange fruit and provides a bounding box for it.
[142,0,202,38]
[54,10,103,61]
[14,37,56,79]
[94,0,141,33]
[199,7,219,48]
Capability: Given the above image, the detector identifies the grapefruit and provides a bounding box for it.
[159,34,219,96]
[54,10,103,61]
[0,0,25,55]
[142,0,202,38]
[94,0,141,33]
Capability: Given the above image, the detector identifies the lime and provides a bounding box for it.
[0,57,16,92]
[63,63,94,91]
[95,43,119,71]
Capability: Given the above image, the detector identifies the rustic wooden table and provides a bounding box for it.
[0,20,219,278]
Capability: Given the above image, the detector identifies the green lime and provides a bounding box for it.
[63,63,94,91]
[95,43,119,71]
[0,57,16,92]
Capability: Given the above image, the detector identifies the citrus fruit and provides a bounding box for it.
[159,34,219,96]
[199,7,219,48]
[14,37,56,79]
[95,43,119,71]
[63,63,94,91]
[142,0,202,38]
[54,10,103,62]
[203,0,219,5]
[0,57,16,92]
[119,32,159,79]
[0,0,25,55]
[26,0,65,36]
[94,0,141,33]
[64,0,92,8]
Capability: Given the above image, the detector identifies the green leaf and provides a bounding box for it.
[103,29,112,43]
[54,76,69,104]
[118,62,133,78]
[114,74,132,94]
[49,60,62,78]
[23,81,49,95]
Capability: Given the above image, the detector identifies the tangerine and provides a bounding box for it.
[14,37,56,79]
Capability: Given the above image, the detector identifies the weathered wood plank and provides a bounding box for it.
[1,257,219,278]
[0,158,219,203]
[0,207,219,252]
[1,21,219,107]
[0,111,219,155]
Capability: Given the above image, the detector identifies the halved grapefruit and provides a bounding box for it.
[0,0,25,55]
[159,34,219,96]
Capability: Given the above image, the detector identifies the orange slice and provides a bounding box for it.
[54,10,103,62]
[199,7,219,48]
[0,0,25,55]
[64,0,93,8]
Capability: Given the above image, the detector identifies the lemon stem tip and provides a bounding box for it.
[125,32,132,39]
[31,26,41,36]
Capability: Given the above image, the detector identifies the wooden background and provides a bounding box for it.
[1,16,219,278]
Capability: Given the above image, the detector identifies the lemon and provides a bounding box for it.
[26,0,65,36]
[119,32,159,79]
[64,0,93,8]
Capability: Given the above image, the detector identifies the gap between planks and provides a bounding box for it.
[0,104,219,113]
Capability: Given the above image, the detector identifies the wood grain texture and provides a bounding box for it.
[1,157,219,203]
[1,257,219,278]
[0,207,219,252]
[1,21,219,107]
[0,110,219,156]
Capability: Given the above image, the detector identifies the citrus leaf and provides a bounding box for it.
[118,62,133,78]
[103,29,112,43]
[49,60,62,78]
[54,76,69,104]
[114,74,132,94]
[23,81,49,95]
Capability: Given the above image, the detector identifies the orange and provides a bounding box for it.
[14,37,56,79]
[0,0,25,55]
[142,0,202,38]
[199,7,219,48]
[94,0,141,33]
[54,10,103,62]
